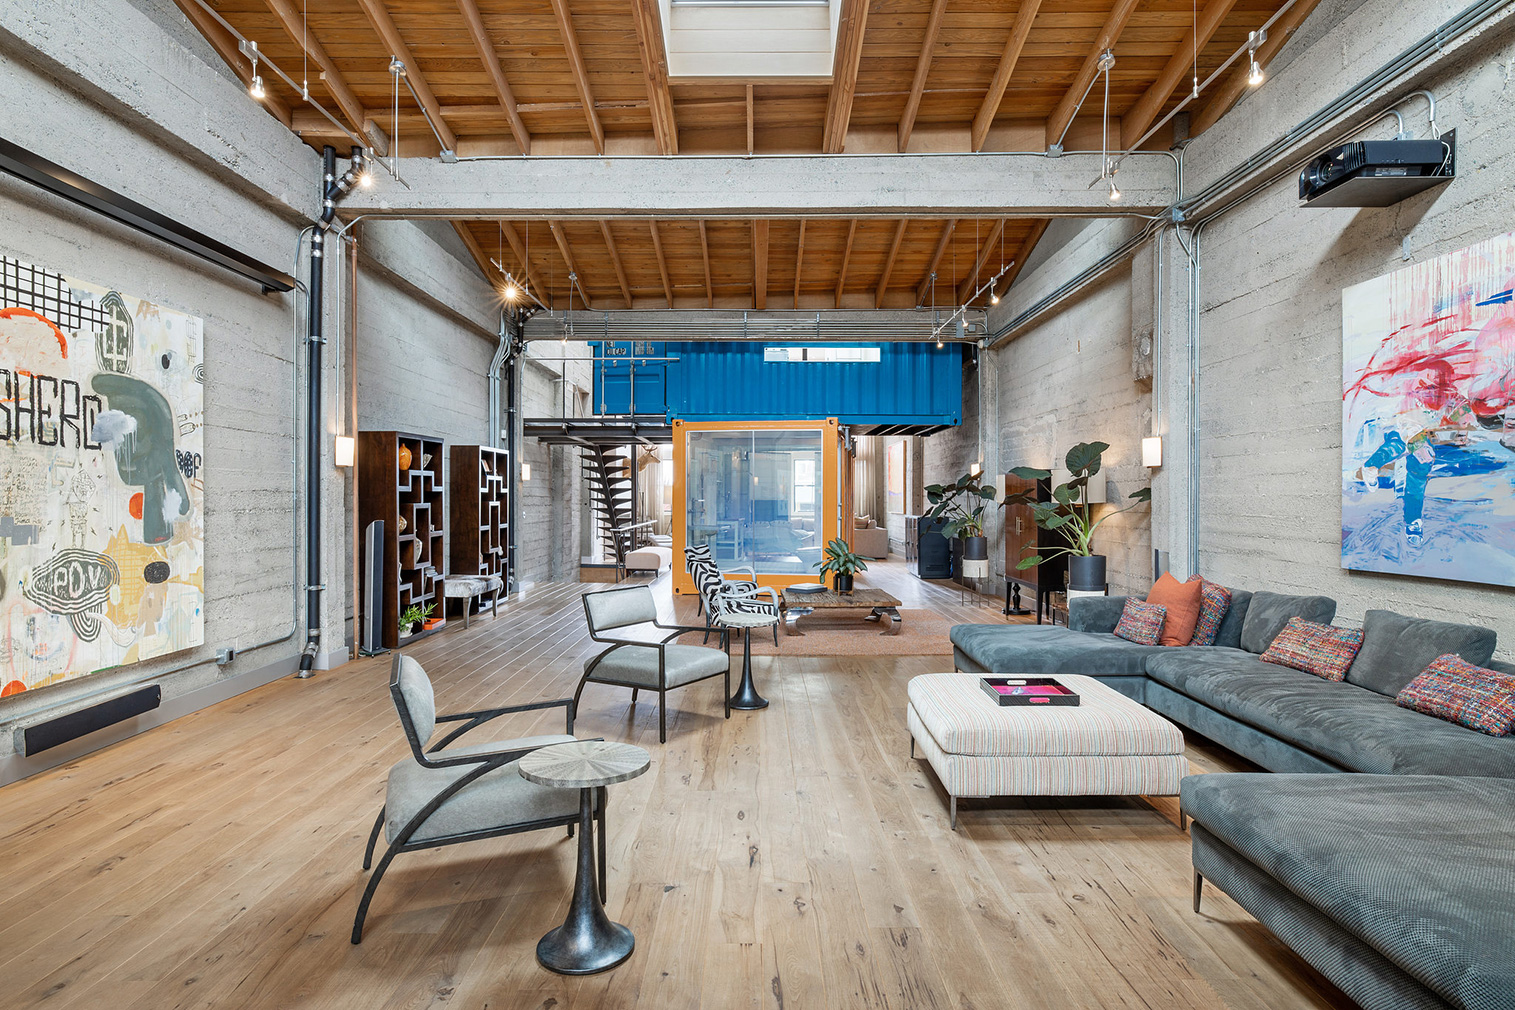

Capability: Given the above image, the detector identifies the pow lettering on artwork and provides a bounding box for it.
[23,549,120,642]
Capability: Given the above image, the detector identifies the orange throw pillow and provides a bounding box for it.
[1146,572,1204,646]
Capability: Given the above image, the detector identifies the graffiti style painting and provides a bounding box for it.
[0,256,204,695]
[1342,231,1515,586]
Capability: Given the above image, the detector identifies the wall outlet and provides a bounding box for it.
[216,646,237,666]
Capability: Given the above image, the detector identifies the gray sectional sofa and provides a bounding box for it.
[949,588,1515,1010]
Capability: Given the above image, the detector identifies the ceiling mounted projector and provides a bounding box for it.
[1299,133,1455,207]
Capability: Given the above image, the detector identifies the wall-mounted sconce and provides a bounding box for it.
[334,435,355,468]
[521,463,532,482]
[969,461,983,478]
[1142,436,1163,468]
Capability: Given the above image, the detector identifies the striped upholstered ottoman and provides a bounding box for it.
[907,673,1188,829]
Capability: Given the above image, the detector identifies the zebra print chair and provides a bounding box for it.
[690,557,781,646]
[683,544,761,614]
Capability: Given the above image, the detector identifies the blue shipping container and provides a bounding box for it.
[589,341,961,427]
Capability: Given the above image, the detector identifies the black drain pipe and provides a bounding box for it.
[298,145,364,677]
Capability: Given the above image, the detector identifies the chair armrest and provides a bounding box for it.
[654,623,719,642]
[1068,595,1132,634]
[422,735,603,769]
[431,697,576,750]
[721,585,779,607]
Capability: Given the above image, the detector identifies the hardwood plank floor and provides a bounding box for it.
[0,563,1351,1009]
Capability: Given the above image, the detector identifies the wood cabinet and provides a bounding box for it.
[1002,474,1067,622]
[359,430,447,650]
[449,444,508,612]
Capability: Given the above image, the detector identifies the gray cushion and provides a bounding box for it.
[1182,773,1515,1010]
[395,655,436,745]
[948,623,1166,677]
[385,735,578,843]
[1346,609,1498,698]
[1239,591,1337,654]
[1211,588,1252,650]
[1145,650,1515,777]
[1068,595,1129,634]
[586,643,728,688]
[583,586,658,631]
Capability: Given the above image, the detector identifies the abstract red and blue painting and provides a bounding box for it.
[1343,231,1515,585]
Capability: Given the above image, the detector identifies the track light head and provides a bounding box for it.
[249,74,265,100]
[936,338,944,349]
[1248,59,1265,87]
[989,287,999,306]
[503,281,521,302]
[1108,179,1122,203]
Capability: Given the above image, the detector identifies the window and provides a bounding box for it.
[763,345,882,363]
[793,458,815,513]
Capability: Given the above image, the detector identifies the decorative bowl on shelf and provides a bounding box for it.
[398,445,413,470]
[420,453,432,470]
[397,514,408,533]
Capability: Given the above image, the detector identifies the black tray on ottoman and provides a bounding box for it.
[979,677,1080,707]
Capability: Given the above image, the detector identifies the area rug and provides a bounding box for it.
[691,607,958,657]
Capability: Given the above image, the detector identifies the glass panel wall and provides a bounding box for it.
[685,427,826,575]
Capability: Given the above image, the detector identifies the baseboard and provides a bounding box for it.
[0,651,315,787]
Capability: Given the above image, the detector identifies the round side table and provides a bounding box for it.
[518,740,651,975]
[719,610,776,710]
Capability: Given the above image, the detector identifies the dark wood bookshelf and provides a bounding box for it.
[359,430,447,650]
[448,444,508,616]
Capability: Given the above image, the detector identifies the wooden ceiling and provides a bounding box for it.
[179,0,1313,309]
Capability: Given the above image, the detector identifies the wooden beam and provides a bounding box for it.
[1120,0,1239,150]
[650,222,673,307]
[793,220,807,308]
[353,0,459,152]
[822,0,869,154]
[263,0,366,136]
[450,222,495,284]
[698,221,714,308]
[897,0,949,153]
[746,84,754,155]
[1044,0,1141,150]
[835,219,857,308]
[999,218,1050,296]
[630,0,678,155]
[916,219,956,305]
[957,219,1006,304]
[173,0,292,127]
[548,221,588,309]
[599,221,634,307]
[455,0,531,155]
[970,0,1042,152]
[874,220,909,309]
[1192,0,1324,136]
[752,220,769,310]
[548,0,605,154]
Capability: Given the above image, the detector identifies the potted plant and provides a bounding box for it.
[1004,442,1151,592]
[923,471,998,578]
[398,602,435,640]
[815,537,868,594]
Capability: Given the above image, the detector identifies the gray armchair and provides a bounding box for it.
[354,654,592,943]
[577,585,731,743]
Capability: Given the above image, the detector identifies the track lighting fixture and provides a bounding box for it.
[989,287,999,306]
[250,74,265,100]
[1108,178,1121,203]
[1247,29,1267,87]
[503,281,521,303]
[246,40,265,99]
[936,338,944,349]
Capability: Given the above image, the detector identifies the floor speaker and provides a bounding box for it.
[361,520,385,655]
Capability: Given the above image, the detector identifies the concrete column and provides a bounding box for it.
[1151,226,1198,579]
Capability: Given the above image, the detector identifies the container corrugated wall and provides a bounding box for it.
[590,341,962,425]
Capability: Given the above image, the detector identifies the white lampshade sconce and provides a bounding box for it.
[1142,436,1163,468]
[334,435,355,468]
[520,463,532,482]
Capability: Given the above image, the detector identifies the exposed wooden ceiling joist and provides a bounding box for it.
[630,0,678,156]
[875,220,909,310]
[549,221,587,308]
[454,0,531,155]
[1193,0,1325,135]
[793,220,807,308]
[897,0,949,153]
[835,220,857,309]
[599,221,634,307]
[823,0,870,154]
[1121,0,1239,150]
[957,219,1006,304]
[1044,0,1143,150]
[752,220,769,311]
[547,0,605,154]
[917,219,956,305]
[353,0,458,153]
[650,222,673,307]
[261,0,366,136]
[173,0,292,127]
[970,0,1043,152]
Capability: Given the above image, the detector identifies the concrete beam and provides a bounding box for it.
[341,154,1176,219]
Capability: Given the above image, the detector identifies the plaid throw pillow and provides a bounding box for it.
[1397,655,1515,736]
[1113,599,1167,646]
[1259,617,1364,681]
[1187,577,1232,647]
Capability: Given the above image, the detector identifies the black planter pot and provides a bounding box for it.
[1067,554,1107,593]
[832,573,854,594]
[960,536,989,578]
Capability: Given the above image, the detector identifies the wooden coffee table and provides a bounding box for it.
[779,588,902,636]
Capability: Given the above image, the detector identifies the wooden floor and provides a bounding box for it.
[0,562,1351,1010]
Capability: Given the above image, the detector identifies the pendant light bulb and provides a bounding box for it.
[936,338,944,349]
[503,281,521,303]
[249,74,265,99]
[1246,30,1266,88]
[358,169,373,188]
[1108,178,1121,203]
[1248,59,1265,87]
[1191,75,1199,100]
[989,287,999,306]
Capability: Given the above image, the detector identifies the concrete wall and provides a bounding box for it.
[987,0,1515,643]
[0,0,538,771]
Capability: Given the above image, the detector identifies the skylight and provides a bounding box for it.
[661,0,837,80]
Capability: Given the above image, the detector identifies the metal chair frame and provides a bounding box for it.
[353,653,598,943]
[577,584,731,743]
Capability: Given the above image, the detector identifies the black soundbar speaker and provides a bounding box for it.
[22,685,162,755]
[915,517,952,579]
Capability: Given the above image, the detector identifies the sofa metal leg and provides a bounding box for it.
[630,688,638,707]
[950,796,957,831]
[910,736,915,759]
[1193,870,1203,914]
